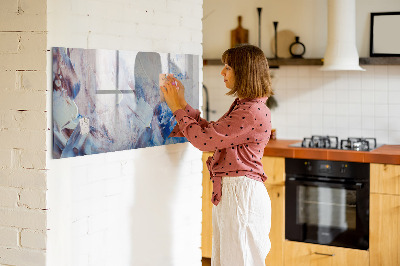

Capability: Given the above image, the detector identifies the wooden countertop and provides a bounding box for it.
[263,139,400,165]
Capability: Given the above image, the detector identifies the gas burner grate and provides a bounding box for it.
[295,136,378,151]
[340,137,377,151]
[301,135,339,149]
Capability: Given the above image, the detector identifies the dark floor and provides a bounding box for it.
[202,257,211,266]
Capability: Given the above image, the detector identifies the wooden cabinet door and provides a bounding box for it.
[370,163,400,195]
[370,193,400,266]
[284,241,369,266]
[264,184,284,266]
[202,152,213,258]
[262,156,285,186]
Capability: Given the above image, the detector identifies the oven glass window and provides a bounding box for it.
[297,186,356,230]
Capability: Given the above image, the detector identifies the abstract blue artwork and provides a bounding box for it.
[52,47,199,159]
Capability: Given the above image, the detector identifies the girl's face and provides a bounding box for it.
[220,64,235,89]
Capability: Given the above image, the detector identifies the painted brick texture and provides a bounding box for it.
[2,0,203,266]
[46,0,203,265]
[0,227,19,247]
[21,229,47,250]
[0,0,48,265]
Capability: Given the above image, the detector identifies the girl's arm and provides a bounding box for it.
[169,104,211,137]
[172,106,257,152]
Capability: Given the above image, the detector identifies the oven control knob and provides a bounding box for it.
[340,164,347,174]
[304,162,312,171]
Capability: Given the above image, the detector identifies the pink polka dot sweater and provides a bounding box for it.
[169,97,271,206]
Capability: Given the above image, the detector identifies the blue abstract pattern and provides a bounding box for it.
[52,47,199,159]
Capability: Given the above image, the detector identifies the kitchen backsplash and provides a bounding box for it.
[203,65,400,145]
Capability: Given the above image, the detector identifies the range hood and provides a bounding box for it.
[320,0,365,71]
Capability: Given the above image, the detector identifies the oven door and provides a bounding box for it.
[285,177,369,250]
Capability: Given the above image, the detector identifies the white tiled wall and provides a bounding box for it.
[203,65,400,144]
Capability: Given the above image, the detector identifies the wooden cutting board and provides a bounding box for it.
[231,16,249,48]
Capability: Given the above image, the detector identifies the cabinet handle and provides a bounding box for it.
[314,252,335,257]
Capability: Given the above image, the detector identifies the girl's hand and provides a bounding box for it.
[173,78,187,108]
[160,78,185,113]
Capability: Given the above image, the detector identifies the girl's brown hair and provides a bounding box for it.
[221,44,273,99]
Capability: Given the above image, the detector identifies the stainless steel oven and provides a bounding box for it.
[285,158,369,250]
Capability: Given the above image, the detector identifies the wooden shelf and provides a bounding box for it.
[359,57,400,65]
[203,57,400,67]
[203,58,323,67]
[202,59,223,66]
[268,58,323,67]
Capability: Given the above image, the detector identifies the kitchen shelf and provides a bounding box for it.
[268,58,323,67]
[359,57,400,65]
[203,58,323,68]
[203,57,400,67]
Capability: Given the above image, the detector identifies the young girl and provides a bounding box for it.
[161,44,273,266]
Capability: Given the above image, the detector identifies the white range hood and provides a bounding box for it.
[320,0,365,71]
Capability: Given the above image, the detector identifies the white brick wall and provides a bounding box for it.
[21,229,47,250]
[2,0,203,264]
[0,208,46,230]
[0,247,46,266]
[46,1,203,266]
[0,227,19,247]
[0,0,48,265]
[0,169,47,189]
[0,187,19,208]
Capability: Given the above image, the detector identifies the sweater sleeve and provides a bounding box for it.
[172,106,256,152]
[169,104,210,137]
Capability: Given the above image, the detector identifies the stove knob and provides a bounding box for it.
[340,164,347,174]
[305,162,312,171]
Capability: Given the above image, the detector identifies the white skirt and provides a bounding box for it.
[212,176,271,266]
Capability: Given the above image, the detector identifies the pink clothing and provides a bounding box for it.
[169,97,271,205]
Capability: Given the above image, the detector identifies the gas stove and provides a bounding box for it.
[289,135,381,151]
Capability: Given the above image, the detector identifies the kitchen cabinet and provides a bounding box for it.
[201,154,286,266]
[284,241,369,266]
[261,156,285,266]
[261,141,400,266]
[202,152,213,258]
[370,194,400,266]
[202,156,400,265]
[370,163,400,266]
[261,156,285,186]
[264,184,284,265]
[370,163,400,195]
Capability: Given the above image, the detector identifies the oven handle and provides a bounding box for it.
[286,177,364,189]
